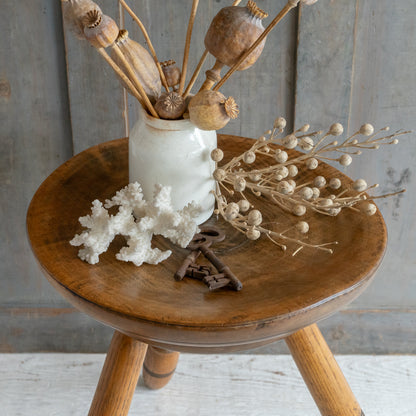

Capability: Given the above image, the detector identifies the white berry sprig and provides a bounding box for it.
[211,119,410,254]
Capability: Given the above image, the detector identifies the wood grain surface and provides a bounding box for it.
[26,135,387,353]
[286,324,362,416]
[143,347,180,390]
[88,331,147,416]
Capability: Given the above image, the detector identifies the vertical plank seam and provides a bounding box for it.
[60,0,75,156]
[118,3,130,137]
[119,1,129,138]
[292,3,301,130]
[347,0,360,135]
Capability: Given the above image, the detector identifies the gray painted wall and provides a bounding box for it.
[1,0,415,353]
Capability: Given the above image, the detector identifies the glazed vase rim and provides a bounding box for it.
[139,106,198,132]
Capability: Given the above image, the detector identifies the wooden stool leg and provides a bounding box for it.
[285,324,364,416]
[142,346,180,390]
[88,331,148,416]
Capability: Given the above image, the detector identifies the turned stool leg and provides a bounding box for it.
[285,324,364,416]
[88,331,148,416]
[143,346,180,390]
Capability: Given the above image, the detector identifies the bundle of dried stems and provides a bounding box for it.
[63,0,410,254]
[63,0,316,126]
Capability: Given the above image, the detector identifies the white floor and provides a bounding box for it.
[1,354,415,416]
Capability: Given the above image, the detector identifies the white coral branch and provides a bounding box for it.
[70,182,200,266]
[70,200,116,264]
[116,231,171,266]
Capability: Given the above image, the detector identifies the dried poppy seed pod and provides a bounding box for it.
[83,10,119,48]
[199,1,268,91]
[111,30,161,102]
[63,0,102,39]
[155,91,187,120]
[189,90,239,131]
[161,60,181,90]
[205,1,268,70]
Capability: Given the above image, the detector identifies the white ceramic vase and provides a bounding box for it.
[129,107,217,224]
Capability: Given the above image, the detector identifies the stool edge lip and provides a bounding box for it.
[25,134,388,335]
[36,257,378,331]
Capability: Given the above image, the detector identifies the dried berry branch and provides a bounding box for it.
[211,119,410,254]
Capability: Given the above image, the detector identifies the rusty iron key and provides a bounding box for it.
[174,226,225,281]
[187,227,243,291]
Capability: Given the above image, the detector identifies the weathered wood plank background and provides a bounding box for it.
[0,0,415,353]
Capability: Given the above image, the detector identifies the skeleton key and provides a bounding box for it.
[187,227,242,291]
[175,226,225,281]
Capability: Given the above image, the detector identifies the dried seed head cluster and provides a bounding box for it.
[211,119,410,255]
[64,0,319,123]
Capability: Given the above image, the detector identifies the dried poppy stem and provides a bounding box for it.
[183,49,208,99]
[118,0,169,91]
[96,47,146,107]
[111,43,159,118]
[178,0,200,95]
[213,0,300,92]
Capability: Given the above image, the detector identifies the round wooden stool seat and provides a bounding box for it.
[28,135,384,415]
[27,135,386,354]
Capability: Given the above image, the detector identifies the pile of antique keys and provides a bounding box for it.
[174,226,243,291]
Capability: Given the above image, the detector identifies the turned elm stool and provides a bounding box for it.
[27,135,386,415]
